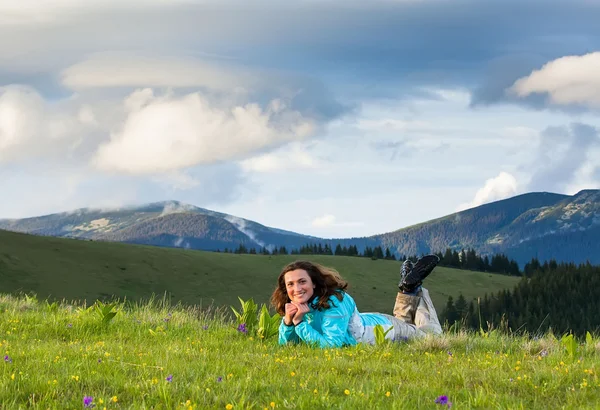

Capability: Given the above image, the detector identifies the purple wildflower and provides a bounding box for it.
[237,323,247,334]
[540,349,549,357]
[67,323,73,328]
[97,358,102,363]
[447,351,453,356]
[83,396,94,408]
[217,376,223,382]
[435,395,452,408]
[4,355,11,363]
[203,325,209,330]
[166,374,173,382]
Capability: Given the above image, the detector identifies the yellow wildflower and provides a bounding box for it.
[226,404,233,410]
[344,389,350,395]
[111,396,118,403]
[385,391,391,397]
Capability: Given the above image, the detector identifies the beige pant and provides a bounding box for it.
[384,287,443,340]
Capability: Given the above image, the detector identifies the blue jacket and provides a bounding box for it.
[278,292,393,348]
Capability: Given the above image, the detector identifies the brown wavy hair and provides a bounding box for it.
[271,260,349,315]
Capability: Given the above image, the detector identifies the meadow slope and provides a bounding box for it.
[0,230,520,314]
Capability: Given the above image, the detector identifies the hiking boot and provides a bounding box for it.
[398,254,440,293]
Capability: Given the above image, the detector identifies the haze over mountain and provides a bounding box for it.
[1,189,598,266]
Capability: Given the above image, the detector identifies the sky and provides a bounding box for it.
[1,0,599,238]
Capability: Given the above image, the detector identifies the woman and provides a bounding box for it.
[270,256,443,348]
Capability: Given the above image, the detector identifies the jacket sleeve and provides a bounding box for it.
[294,298,352,348]
[278,319,299,345]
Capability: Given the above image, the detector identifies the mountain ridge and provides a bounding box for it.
[1,190,598,266]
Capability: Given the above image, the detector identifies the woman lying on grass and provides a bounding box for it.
[271,256,443,348]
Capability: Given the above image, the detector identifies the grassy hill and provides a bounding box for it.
[0,229,520,313]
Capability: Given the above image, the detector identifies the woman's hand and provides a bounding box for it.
[284,303,298,326]
[292,303,310,326]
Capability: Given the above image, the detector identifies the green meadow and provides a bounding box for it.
[5,229,591,409]
[0,294,598,409]
[0,229,519,313]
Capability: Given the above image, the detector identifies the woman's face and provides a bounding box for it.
[284,269,315,304]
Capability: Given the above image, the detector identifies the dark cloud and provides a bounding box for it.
[469,53,551,108]
[527,123,600,192]
[2,0,599,106]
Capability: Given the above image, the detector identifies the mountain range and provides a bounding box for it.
[1,189,599,267]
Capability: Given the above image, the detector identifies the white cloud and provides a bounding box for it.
[224,215,269,248]
[0,85,90,164]
[420,87,471,105]
[311,214,336,227]
[160,201,198,216]
[62,53,255,91]
[563,145,600,195]
[310,214,364,231]
[240,143,320,173]
[153,172,201,191]
[0,0,189,25]
[457,172,519,211]
[92,89,316,174]
[0,86,44,154]
[509,52,600,108]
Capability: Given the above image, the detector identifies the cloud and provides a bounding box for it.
[312,214,336,228]
[160,201,198,216]
[458,172,519,211]
[370,140,410,161]
[154,162,248,205]
[527,122,600,192]
[0,85,92,164]
[508,52,600,109]
[92,88,316,174]
[470,53,551,108]
[224,215,269,248]
[310,214,363,230]
[0,0,190,25]
[2,0,598,99]
[61,53,255,91]
[240,143,321,173]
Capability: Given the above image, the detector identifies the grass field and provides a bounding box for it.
[0,294,598,409]
[0,230,520,315]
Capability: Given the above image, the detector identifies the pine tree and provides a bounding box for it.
[385,248,392,260]
[454,294,468,320]
[442,296,459,326]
